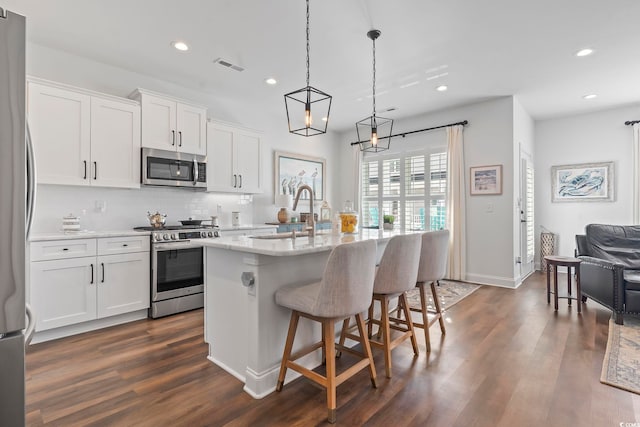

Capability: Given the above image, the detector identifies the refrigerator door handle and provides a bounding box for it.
[26,122,37,239]
[24,303,36,346]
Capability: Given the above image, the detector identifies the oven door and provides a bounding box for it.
[152,242,204,302]
[142,148,207,188]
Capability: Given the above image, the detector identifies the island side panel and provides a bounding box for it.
[245,251,331,398]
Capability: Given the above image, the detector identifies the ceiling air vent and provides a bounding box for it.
[213,57,245,72]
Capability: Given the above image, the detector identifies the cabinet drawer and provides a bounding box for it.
[31,239,97,261]
[98,236,150,255]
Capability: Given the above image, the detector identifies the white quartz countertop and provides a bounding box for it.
[217,224,278,232]
[200,229,404,256]
[29,230,151,242]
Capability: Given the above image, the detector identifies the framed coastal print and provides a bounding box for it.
[470,165,502,195]
[550,161,614,202]
[274,151,326,201]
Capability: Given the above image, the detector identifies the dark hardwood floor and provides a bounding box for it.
[25,272,640,426]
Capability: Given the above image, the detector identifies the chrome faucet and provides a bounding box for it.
[293,184,315,237]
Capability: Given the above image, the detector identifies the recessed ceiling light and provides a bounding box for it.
[264,77,277,85]
[583,94,597,99]
[576,48,594,57]
[436,85,448,92]
[171,41,189,51]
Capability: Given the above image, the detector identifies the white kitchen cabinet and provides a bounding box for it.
[132,89,207,155]
[27,78,141,189]
[30,257,97,331]
[207,121,262,193]
[30,235,150,332]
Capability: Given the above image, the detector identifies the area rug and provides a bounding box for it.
[601,317,640,395]
[405,280,481,312]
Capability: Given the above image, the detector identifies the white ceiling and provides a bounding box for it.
[5,0,640,132]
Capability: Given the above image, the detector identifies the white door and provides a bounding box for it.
[177,103,207,155]
[97,252,150,318]
[90,97,141,188]
[141,94,177,151]
[207,124,235,192]
[30,257,97,330]
[519,154,535,278]
[234,131,262,193]
[28,82,91,185]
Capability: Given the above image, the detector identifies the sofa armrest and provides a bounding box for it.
[578,256,626,319]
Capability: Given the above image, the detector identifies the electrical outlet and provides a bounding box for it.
[486,203,493,213]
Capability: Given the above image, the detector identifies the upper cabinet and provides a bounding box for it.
[130,89,207,156]
[207,121,262,194]
[27,78,141,188]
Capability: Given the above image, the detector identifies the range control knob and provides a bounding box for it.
[213,231,219,238]
[155,234,162,241]
[170,233,177,240]
[163,233,169,241]
[207,231,213,237]
[201,231,207,238]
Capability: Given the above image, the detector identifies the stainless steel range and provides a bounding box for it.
[135,225,220,318]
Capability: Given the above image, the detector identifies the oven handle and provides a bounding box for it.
[153,241,204,251]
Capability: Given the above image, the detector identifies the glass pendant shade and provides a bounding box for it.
[284,86,332,137]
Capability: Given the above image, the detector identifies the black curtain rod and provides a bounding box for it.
[349,120,468,146]
[625,120,640,126]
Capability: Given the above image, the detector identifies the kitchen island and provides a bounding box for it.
[200,229,397,398]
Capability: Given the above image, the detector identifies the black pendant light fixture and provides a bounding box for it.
[356,29,393,152]
[284,0,332,137]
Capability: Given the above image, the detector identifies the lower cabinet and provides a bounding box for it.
[30,236,150,332]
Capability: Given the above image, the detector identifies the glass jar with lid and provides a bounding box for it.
[339,200,359,234]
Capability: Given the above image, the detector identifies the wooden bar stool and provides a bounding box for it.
[275,240,378,424]
[544,255,582,313]
[344,234,421,378]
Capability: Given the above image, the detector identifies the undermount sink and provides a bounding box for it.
[250,231,310,240]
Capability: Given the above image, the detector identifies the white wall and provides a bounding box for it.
[337,97,519,287]
[27,43,343,232]
[535,104,638,263]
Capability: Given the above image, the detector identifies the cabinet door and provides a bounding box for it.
[177,103,207,155]
[234,131,262,193]
[97,252,150,318]
[90,97,141,188]
[27,82,91,186]
[30,258,97,331]
[206,124,236,192]
[140,94,177,151]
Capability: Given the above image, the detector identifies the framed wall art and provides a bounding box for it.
[550,161,614,202]
[274,151,326,201]
[470,165,502,195]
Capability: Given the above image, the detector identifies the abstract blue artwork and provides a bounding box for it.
[551,162,614,202]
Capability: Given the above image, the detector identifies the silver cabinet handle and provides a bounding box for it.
[171,130,176,146]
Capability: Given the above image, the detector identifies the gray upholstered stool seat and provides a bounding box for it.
[275,239,378,424]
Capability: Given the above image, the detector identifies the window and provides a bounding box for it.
[361,150,447,232]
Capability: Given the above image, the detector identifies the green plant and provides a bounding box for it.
[383,215,395,224]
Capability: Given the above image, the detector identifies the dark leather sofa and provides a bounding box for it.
[575,224,640,324]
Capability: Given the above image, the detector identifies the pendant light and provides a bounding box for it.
[284,0,332,137]
[356,29,393,152]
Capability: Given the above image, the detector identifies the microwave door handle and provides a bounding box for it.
[193,158,198,185]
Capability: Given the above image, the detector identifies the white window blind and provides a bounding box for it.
[361,149,447,232]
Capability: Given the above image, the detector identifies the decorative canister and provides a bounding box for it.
[339,200,358,234]
[62,213,81,232]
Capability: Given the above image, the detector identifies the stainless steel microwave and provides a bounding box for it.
[141,148,207,188]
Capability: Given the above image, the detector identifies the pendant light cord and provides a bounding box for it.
[306,0,310,88]
[372,36,377,119]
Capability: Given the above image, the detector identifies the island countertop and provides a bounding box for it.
[200,228,402,256]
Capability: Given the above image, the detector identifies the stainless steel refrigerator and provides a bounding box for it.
[0,6,34,427]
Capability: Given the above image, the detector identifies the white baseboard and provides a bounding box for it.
[464,273,520,289]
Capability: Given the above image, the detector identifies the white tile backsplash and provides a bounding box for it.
[32,184,253,233]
